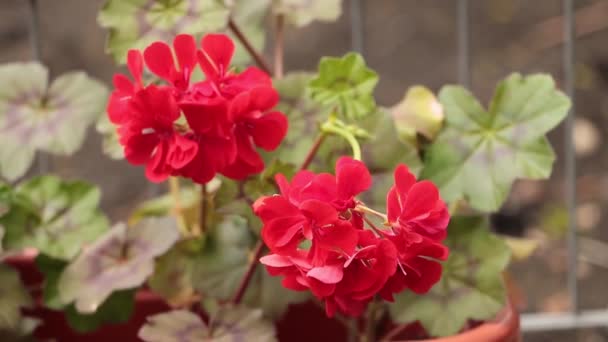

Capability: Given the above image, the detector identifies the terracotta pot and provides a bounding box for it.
[395,300,521,342]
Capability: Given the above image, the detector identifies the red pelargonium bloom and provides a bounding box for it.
[255,158,450,318]
[379,229,448,301]
[221,87,288,180]
[387,165,450,241]
[119,85,197,182]
[254,196,358,265]
[107,50,144,124]
[106,33,287,184]
[324,231,398,317]
[275,156,372,211]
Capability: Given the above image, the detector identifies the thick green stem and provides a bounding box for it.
[321,124,362,160]
[169,177,189,236]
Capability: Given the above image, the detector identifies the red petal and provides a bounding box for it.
[250,86,279,110]
[228,91,252,122]
[143,42,177,82]
[314,220,358,256]
[386,186,401,223]
[251,111,288,151]
[299,173,338,203]
[336,156,371,200]
[299,199,339,226]
[394,164,416,204]
[253,195,300,223]
[145,141,170,183]
[307,265,344,284]
[112,74,134,93]
[167,134,198,169]
[124,133,158,165]
[127,49,143,86]
[173,34,197,74]
[259,254,293,268]
[180,98,230,135]
[198,34,234,80]
[262,216,305,250]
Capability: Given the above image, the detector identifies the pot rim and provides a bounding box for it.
[398,299,520,342]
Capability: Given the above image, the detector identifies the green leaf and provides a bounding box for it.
[272,0,342,27]
[0,176,109,260]
[0,264,32,330]
[58,218,180,313]
[265,72,322,166]
[138,306,276,341]
[98,0,230,64]
[65,289,135,333]
[308,53,378,121]
[193,215,254,300]
[96,114,123,160]
[389,216,511,337]
[35,254,69,310]
[193,215,308,318]
[0,183,11,217]
[420,73,570,212]
[147,240,198,307]
[0,63,108,180]
[359,108,422,209]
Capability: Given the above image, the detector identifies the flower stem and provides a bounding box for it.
[365,298,380,342]
[380,324,407,342]
[232,241,266,305]
[273,14,285,79]
[200,183,207,234]
[299,133,327,171]
[228,18,272,74]
[321,123,362,160]
[169,177,189,236]
[355,205,388,221]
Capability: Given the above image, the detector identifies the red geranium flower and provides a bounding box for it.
[107,33,287,184]
[275,156,371,211]
[119,85,197,182]
[387,164,450,241]
[324,231,398,317]
[255,158,450,318]
[221,86,288,180]
[107,50,144,125]
[254,195,357,265]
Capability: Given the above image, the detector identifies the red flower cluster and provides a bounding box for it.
[107,34,288,183]
[254,157,450,317]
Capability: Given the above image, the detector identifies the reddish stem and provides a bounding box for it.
[273,14,285,79]
[232,241,266,304]
[299,133,326,171]
[228,18,272,74]
[380,323,408,342]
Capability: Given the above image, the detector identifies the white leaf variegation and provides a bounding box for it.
[58,217,179,313]
[139,306,276,342]
[0,62,108,180]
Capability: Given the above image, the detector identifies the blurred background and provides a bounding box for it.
[1,0,608,341]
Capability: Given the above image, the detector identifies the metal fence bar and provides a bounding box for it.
[27,0,50,175]
[350,0,364,54]
[457,0,470,88]
[563,0,579,314]
[522,310,608,332]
